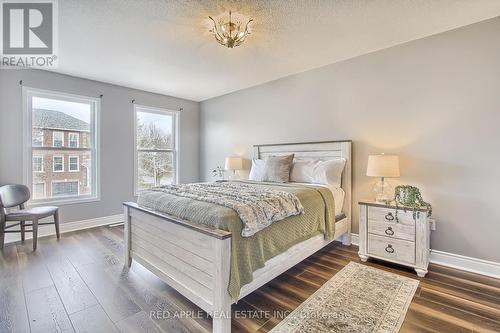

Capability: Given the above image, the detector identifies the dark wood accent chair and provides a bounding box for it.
[0,185,59,251]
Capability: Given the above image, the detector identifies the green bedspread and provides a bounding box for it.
[137,181,336,301]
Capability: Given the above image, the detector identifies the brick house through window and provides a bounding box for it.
[32,109,92,199]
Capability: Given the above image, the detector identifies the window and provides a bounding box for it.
[52,181,79,197]
[32,129,44,147]
[24,88,100,204]
[33,183,46,199]
[134,105,178,193]
[53,131,64,147]
[53,156,64,172]
[33,156,44,172]
[69,156,79,171]
[68,132,79,148]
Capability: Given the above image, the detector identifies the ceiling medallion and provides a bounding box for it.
[208,11,253,48]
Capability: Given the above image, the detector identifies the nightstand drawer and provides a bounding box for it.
[368,206,415,226]
[368,234,415,264]
[368,220,415,241]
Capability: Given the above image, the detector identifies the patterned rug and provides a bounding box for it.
[270,262,419,333]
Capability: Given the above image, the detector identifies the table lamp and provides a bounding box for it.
[225,157,243,179]
[366,154,400,203]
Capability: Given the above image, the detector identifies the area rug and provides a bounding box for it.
[270,262,419,333]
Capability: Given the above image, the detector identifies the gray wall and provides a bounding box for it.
[200,18,500,262]
[0,69,200,223]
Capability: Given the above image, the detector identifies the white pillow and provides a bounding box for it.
[290,158,346,188]
[312,159,346,188]
[248,159,265,181]
[290,160,315,183]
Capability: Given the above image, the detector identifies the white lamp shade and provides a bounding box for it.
[366,154,400,178]
[225,157,243,171]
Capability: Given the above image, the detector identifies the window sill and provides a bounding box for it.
[28,196,100,207]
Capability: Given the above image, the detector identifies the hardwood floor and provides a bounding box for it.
[1,226,499,333]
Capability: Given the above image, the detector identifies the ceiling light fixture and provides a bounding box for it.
[208,11,253,48]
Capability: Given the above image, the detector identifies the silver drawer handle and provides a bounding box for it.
[385,244,395,253]
[385,212,395,221]
[385,227,394,236]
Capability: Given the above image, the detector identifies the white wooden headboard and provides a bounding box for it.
[253,140,352,223]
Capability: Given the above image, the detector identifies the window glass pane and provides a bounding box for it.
[53,156,63,171]
[69,156,79,171]
[136,111,173,149]
[69,133,79,148]
[30,93,96,202]
[53,132,64,147]
[52,181,79,197]
[33,129,43,146]
[137,152,174,191]
[32,183,45,199]
[33,156,43,172]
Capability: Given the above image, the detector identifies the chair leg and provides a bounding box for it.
[54,210,60,240]
[0,218,5,250]
[21,221,25,242]
[32,218,38,251]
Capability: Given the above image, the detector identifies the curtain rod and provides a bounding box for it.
[131,99,184,111]
[19,80,104,98]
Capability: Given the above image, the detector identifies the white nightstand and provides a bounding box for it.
[358,201,432,277]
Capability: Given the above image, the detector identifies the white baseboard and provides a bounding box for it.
[351,233,359,246]
[430,249,500,279]
[5,214,124,244]
[349,233,500,279]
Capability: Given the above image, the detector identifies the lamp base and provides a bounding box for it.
[375,197,391,204]
[226,170,239,180]
[373,178,394,203]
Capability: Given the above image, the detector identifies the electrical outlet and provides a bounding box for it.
[429,218,436,231]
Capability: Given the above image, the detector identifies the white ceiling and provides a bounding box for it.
[53,0,500,101]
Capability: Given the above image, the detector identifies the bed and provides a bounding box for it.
[123,140,352,333]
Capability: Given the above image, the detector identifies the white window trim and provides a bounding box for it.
[53,131,64,147]
[23,87,101,206]
[68,132,79,148]
[69,155,79,172]
[51,180,80,197]
[133,104,180,196]
[53,155,64,172]
[33,156,44,172]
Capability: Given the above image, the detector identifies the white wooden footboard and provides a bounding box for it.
[124,202,233,333]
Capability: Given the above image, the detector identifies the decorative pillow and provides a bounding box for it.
[290,160,315,183]
[312,158,346,188]
[262,154,294,183]
[248,159,266,181]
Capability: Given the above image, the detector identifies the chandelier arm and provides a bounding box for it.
[229,11,232,39]
[234,36,247,46]
[214,33,225,44]
[244,19,254,35]
[209,16,226,45]
[208,16,217,30]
